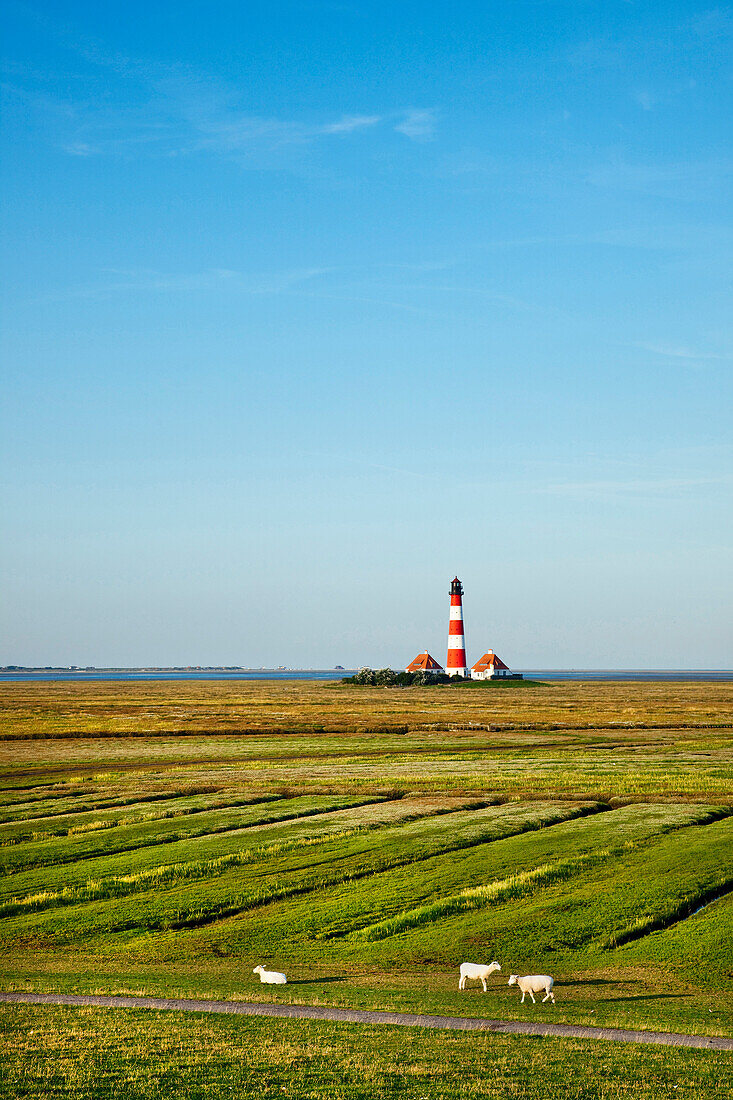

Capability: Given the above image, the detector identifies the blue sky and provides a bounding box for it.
[1,1,732,668]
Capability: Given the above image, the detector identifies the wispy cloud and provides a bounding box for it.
[633,89,656,111]
[320,114,381,134]
[543,476,729,498]
[636,342,732,362]
[62,141,94,157]
[688,8,733,41]
[584,157,733,199]
[36,266,334,302]
[191,110,385,156]
[6,20,436,164]
[394,108,436,140]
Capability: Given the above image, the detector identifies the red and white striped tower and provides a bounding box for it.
[446,576,468,677]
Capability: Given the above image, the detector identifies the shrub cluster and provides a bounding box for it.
[342,667,459,687]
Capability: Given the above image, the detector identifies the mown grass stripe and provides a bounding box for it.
[348,844,636,941]
[0,796,512,906]
[0,803,600,934]
[0,794,284,845]
[345,806,733,942]
[0,828,370,919]
[5,803,727,945]
[0,785,235,825]
[0,802,568,920]
[599,876,733,949]
[0,794,389,874]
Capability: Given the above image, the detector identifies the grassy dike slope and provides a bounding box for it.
[0,679,732,1098]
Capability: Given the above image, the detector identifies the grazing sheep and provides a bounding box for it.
[253,965,287,985]
[459,961,501,992]
[508,974,555,1003]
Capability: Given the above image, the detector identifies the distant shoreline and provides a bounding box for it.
[1,668,731,682]
[0,667,348,673]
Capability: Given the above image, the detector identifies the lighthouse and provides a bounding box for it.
[446,576,468,677]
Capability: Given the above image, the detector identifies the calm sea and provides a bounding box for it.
[0,670,731,682]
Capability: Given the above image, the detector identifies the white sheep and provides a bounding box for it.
[458,961,501,992]
[508,974,555,1003]
[253,965,287,985]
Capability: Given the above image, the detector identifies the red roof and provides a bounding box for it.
[406,651,444,672]
[471,650,510,672]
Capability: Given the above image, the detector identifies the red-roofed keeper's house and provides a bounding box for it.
[471,651,518,680]
[405,651,444,675]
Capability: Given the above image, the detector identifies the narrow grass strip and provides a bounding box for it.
[0,723,412,740]
[7,802,721,942]
[599,876,733,949]
[0,794,386,873]
[0,804,554,920]
[0,828,369,919]
[349,807,732,943]
[416,720,733,732]
[0,795,283,845]
[0,803,596,928]
[0,785,229,825]
[350,842,642,941]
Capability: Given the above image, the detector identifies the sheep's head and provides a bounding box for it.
[253,966,263,974]
[508,975,518,986]
[489,962,501,973]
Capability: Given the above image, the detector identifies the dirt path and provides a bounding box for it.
[2,991,730,1051]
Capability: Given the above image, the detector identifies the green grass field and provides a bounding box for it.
[3,1003,730,1100]
[1,679,731,1097]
